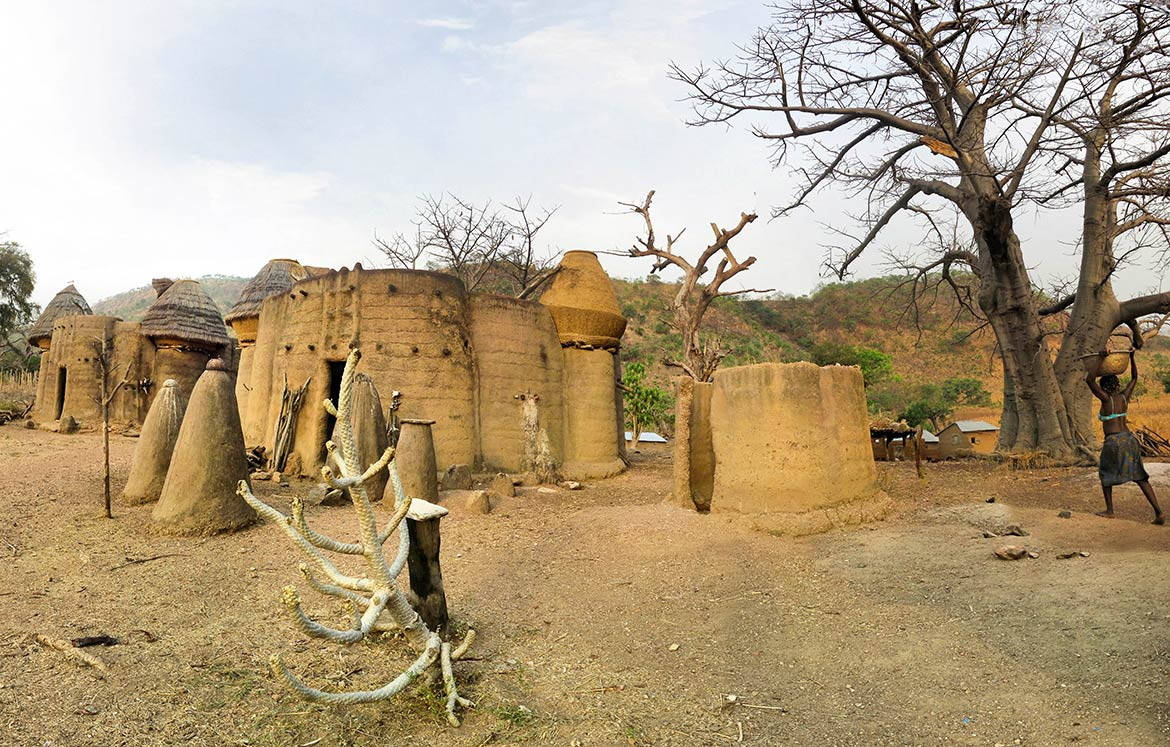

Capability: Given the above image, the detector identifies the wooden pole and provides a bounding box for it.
[914,426,924,480]
[102,360,112,519]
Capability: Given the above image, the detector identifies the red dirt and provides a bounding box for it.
[1,428,1168,745]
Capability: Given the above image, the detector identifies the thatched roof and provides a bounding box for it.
[225,259,309,322]
[27,284,92,345]
[140,279,229,349]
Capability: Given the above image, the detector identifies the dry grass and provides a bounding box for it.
[0,369,35,411]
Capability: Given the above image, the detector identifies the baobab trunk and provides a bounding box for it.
[971,197,1075,458]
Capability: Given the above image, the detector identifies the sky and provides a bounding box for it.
[2,0,1166,309]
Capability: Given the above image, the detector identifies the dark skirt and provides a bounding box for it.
[1099,431,1149,487]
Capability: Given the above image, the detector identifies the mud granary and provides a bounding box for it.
[30,279,230,426]
[228,251,627,481]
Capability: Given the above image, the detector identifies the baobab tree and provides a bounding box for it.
[621,190,763,382]
[671,0,1170,457]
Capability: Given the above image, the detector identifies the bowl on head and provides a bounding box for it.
[1081,351,1130,376]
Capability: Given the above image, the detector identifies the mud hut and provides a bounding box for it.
[32,278,230,429]
[139,279,230,399]
[153,360,255,535]
[26,284,92,350]
[225,259,311,415]
[237,253,626,481]
[937,420,999,458]
[674,362,890,535]
[538,251,627,479]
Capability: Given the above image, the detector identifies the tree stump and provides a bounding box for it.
[406,503,449,632]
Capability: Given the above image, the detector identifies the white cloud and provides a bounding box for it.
[416,17,475,31]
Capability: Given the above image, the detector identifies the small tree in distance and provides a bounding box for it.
[622,362,672,447]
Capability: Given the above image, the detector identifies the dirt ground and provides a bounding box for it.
[1,427,1168,746]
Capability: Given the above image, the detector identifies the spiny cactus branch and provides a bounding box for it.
[238,348,474,726]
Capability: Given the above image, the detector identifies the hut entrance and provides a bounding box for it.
[322,360,346,457]
[54,367,67,419]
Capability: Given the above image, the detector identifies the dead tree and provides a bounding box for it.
[621,190,763,381]
[501,196,561,298]
[92,337,129,519]
[670,0,1170,457]
[375,193,561,297]
[238,349,474,726]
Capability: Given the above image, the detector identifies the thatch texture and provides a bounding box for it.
[225,259,309,322]
[27,284,91,347]
[140,279,229,350]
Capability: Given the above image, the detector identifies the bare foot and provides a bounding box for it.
[1154,515,1165,526]
[1095,510,1115,518]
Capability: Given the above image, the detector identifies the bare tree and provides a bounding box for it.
[92,337,130,519]
[621,190,764,381]
[501,196,561,298]
[374,194,563,297]
[670,0,1170,457]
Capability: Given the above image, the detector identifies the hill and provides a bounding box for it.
[92,275,248,321]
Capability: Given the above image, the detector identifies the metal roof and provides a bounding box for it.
[950,420,999,433]
[921,429,939,443]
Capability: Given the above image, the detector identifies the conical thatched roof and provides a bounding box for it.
[225,259,309,322]
[140,279,229,349]
[27,284,92,346]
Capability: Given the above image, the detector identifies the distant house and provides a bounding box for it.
[625,431,667,444]
[921,429,940,460]
[936,420,999,458]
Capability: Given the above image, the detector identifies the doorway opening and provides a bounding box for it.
[322,360,346,458]
[55,367,67,419]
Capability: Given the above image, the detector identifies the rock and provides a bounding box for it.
[284,452,303,477]
[465,490,491,514]
[489,473,515,498]
[1058,550,1091,559]
[1003,524,1029,536]
[305,485,330,506]
[560,481,584,490]
[58,415,79,434]
[1027,551,1039,559]
[537,486,558,494]
[24,418,34,429]
[251,470,273,481]
[668,643,680,652]
[1057,510,1072,519]
[440,464,473,491]
[985,497,996,503]
[982,530,999,538]
[271,471,283,483]
[994,545,1028,560]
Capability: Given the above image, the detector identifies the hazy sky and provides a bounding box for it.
[3,0,1166,309]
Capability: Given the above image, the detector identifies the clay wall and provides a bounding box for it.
[151,343,212,405]
[560,348,624,479]
[675,362,888,535]
[671,377,714,511]
[244,268,478,475]
[468,294,564,472]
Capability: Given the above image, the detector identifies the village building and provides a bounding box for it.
[30,279,230,427]
[921,428,940,460]
[231,250,628,481]
[936,420,999,458]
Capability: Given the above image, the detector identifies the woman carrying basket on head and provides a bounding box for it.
[1085,349,1165,524]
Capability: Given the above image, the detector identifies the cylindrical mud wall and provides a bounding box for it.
[150,342,211,406]
[709,362,878,515]
[246,268,477,476]
[235,344,254,424]
[560,348,624,480]
[40,316,117,424]
[672,377,714,511]
[468,295,564,472]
